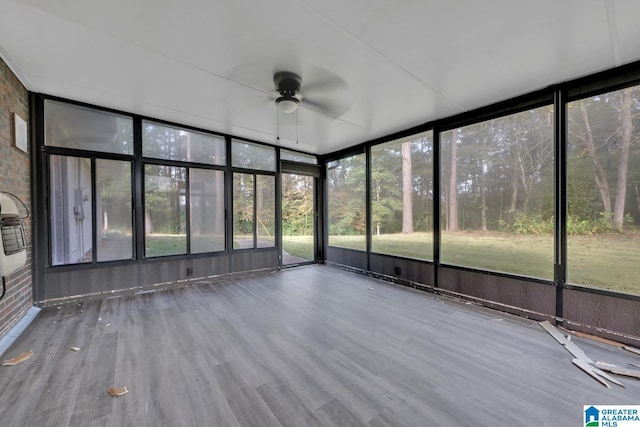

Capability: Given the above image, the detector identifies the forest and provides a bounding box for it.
[328,85,640,294]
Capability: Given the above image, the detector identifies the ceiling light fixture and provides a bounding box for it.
[276,96,299,114]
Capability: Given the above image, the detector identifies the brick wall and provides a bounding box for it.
[0,57,32,340]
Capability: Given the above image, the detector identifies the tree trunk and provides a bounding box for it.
[612,88,633,229]
[481,187,487,231]
[580,102,612,214]
[510,155,518,212]
[634,182,640,214]
[448,131,459,231]
[401,141,414,233]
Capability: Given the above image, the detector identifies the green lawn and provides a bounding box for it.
[282,235,314,261]
[329,231,640,296]
[145,231,640,295]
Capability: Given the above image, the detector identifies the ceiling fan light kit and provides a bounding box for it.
[276,96,299,113]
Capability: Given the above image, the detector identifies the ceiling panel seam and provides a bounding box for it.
[294,0,466,113]
[605,0,621,66]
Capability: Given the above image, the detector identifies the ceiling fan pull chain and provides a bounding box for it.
[276,106,280,141]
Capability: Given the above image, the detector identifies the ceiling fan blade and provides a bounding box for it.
[300,96,351,118]
[301,76,349,96]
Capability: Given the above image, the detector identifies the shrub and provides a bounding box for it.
[498,211,554,235]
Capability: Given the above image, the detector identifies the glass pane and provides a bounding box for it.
[281,149,317,164]
[327,153,366,250]
[233,173,254,249]
[190,169,225,253]
[371,132,433,260]
[440,105,555,278]
[96,159,133,262]
[144,165,186,257]
[282,173,315,264]
[232,140,276,171]
[45,100,133,155]
[256,175,275,248]
[567,85,640,295]
[49,155,93,265]
[142,121,226,165]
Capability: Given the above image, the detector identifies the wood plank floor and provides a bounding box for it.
[1,265,639,426]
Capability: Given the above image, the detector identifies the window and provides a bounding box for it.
[50,155,93,265]
[96,159,133,262]
[440,105,555,278]
[144,165,187,257]
[370,132,433,260]
[232,173,275,250]
[327,153,366,250]
[45,100,133,155]
[281,149,317,164]
[143,121,226,165]
[190,169,225,253]
[232,140,276,171]
[567,85,640,295]
[256,175,276,248]
[233,173,254,249]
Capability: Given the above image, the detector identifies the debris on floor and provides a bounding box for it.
[108,386,128,396]
[624,346,640,356]
[571,358,623,389]
[540,320,637,389]
[560,327,624,347]
[539,321,593,362]
[593,361,640,380]
[69,347,80,351]
[2,351,33,366]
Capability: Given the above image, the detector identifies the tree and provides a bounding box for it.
[448,130,459,231]
[613,88,633,228]
[569,87,639,230]
[576,101,612,215]
[401,141,414,233]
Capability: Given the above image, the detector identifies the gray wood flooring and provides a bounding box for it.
[1,265,639,426]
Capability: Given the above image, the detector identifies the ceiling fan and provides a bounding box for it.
[272,70,350,119]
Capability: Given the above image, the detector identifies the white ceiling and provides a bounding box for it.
[1,0,639,155]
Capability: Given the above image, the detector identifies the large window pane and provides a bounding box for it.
[256,175,275,248]
[440,106,554,278]
[143,121,226,165]
[96,159,133,262]
[327,153,366,250]
[567,85,640,295]
[233,173,254,249]
[50,155,93,265]
[45,100,133,155]
[371,132,433,260]
[232,140,276,171]
[144,165,186,257]
[190,169,225,253]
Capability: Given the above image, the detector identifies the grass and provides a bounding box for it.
[145,234,186,257]
[330,231,640,296]
[145,231,640,295]
[282,235,314,261]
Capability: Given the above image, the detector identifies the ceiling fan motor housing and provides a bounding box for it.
[274,71,301,98]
